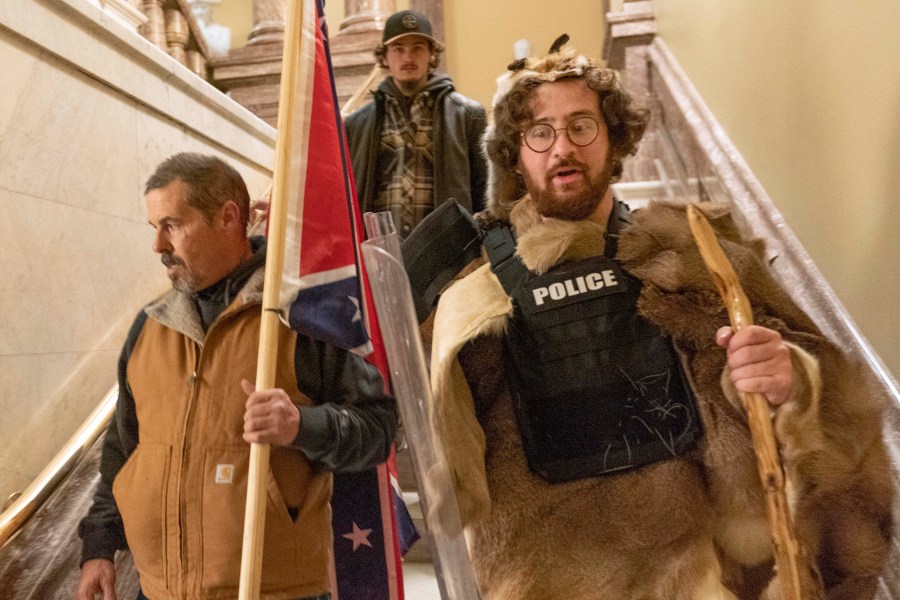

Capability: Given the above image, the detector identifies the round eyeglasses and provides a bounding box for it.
[522,116,600,153]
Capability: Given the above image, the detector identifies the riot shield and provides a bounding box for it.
[362,212,481,600]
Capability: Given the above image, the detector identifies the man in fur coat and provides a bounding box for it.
[424,37,892,599]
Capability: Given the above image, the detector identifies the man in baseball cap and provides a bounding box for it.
[344,10,487,238]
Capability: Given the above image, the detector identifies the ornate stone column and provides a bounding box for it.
[328,0,396,107]
[338,0,394,35]
[212,0,412,124]
[247,0,286,46]
[411,0,444,48]
[211,0,286,126]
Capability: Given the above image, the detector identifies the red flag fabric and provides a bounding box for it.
[274,0,418,597]
[277,0,370,355]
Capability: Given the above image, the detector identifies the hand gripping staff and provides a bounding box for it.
[686,205,823,600]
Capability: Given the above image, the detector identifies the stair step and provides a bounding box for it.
[395,444,419,492]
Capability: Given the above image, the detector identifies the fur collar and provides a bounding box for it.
[509,195,607,274]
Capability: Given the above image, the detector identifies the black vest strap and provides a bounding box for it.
[483,224,529,294]
[604,198,631,257]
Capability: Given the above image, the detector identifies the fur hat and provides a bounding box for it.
[491,34,594,110]
[482,35,647,222]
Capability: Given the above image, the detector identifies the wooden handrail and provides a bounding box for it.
[0,385,118,548]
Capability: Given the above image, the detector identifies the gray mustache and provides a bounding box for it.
[161,253,183,268]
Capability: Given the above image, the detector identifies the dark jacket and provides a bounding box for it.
[79,239,397,599]
[344,73,488,229]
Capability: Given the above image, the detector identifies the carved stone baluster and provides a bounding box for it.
[165,9,190,66]
[139,0,167,49]
[186,50,207,78]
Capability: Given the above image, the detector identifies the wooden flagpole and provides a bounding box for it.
[239,0,306,597]
[686,205,822,600]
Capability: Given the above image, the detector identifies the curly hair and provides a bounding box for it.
[373,39,443,74]
[486,67,649,201]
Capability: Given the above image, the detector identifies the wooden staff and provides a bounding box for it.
[686,205,821,600]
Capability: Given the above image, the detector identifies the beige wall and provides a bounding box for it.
[444,2,605,111]
[0,0,274,501]
[217,0,254,47]
[654,0,900,377]
[217,0,605,110]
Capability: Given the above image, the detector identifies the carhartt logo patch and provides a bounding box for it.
[215,464,235,484]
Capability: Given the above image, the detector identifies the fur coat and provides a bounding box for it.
[426,197,892,600]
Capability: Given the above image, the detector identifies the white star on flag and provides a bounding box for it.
[342,521,373,551]
[349,295,362,323]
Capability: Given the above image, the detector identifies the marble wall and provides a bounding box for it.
[0,0,275,503]
[652,0,900,380]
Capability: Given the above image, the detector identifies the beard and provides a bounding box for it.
[523,156,614,221]
[161,252,198,293]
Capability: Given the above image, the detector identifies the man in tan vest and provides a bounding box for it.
[76,153,397,600]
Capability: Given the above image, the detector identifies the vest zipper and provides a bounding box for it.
[177,344,202,597]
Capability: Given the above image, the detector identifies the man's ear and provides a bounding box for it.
[220,200,242,230]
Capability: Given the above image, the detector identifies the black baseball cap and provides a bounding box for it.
[382,10,444,51]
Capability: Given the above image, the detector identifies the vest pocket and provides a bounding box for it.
[112,443,171,588]
[200,447,297,591]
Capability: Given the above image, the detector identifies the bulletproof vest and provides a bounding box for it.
[484,206,702,483]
